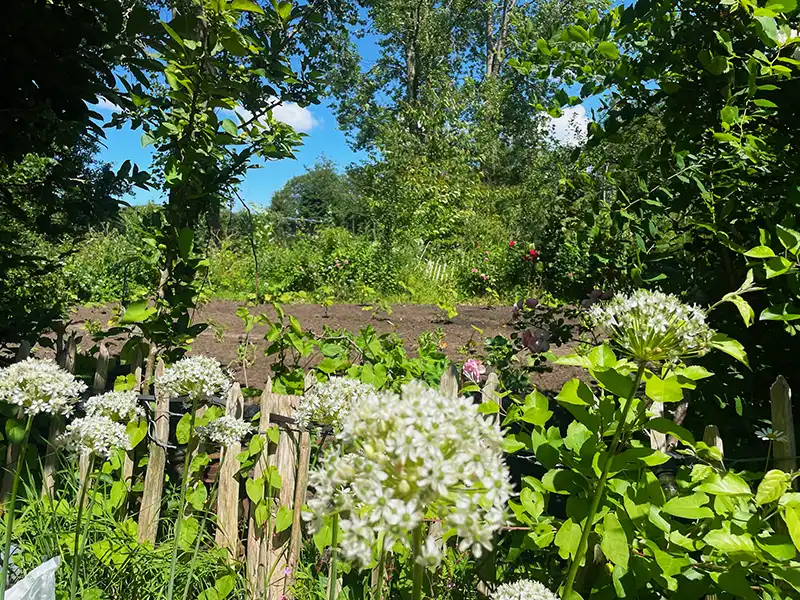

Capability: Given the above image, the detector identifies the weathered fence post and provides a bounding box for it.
[265,391,300,600]
[138,359,168,544]
[120,347,144,507]
[246,379,274,599]
[770,375,796,476]
[288,373,316,581]
[216,383,245,559]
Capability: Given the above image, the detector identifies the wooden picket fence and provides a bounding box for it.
[3,336,798,600]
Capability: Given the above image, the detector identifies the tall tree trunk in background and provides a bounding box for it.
[486,0,516,77]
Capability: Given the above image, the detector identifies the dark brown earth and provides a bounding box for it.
[60,301,583,393]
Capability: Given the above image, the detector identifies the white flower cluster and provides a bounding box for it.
[84,390,143,422]
[196,415,253,446]
[59,414,131,458]
[0,358,87,417]
[296,377,376,432]
[306,380,511,568]
[588,289,713,362]
[491,580,560,600]
[156,356,231,403]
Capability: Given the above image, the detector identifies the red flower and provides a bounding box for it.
[509,240,516,248]
[529,249,539,258]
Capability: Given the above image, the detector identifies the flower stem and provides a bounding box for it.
[328,512,339,600]
[0,415,33,600]
[561,362,646,599]
[166,396,199,600]
[411,524,424,600]
[69,454,95,600]
[374,541,386,600]
[181,478,219,600]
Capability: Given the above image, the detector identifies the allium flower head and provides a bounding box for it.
[59,414,131,458]
[305,380,511,568]
[492,580,560,600]
[84,390,143,422]
[196,415,253,446]
[462,359,486,382]
[296,377,376,432]
[156,356,231,403]
[0,358,87,417]
[588,289,713,362]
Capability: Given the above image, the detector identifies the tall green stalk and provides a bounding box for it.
[328,513,339,600]
[374,541,386,600]
[561,363,646,599]
[411,524,424,600]
[166,396,199,600]
[181,480,219,600]
[0,415,33,600]
[69,454,96,600]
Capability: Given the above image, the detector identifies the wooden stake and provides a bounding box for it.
[288,430,311,575]
[216,383,245,559]
[770,375,796,475]
[246,379,274,599]
[138,359,168,544]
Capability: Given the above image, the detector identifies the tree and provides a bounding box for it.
[270,158,363,232]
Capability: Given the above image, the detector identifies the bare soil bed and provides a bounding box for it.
[66,301,583,393]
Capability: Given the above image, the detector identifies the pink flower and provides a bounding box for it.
[483,257,488,262]
[462,359,486,382]
[472,267,478,273]
[343,259,349,265]
[529,249,539,258]
[485,251,489,256]
[568,272,574,279]
[481,273,487,280]
[282,566,292,576]
[509,240,516,248]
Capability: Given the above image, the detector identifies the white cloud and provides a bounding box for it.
[230,100,318,133]
[93,96,122,112]
[545,105,589,147]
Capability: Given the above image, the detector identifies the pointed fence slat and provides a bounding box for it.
[138,359,168,544]
[246,379,275,599]
[265,392,301,600]
[216,383,245,558]
[770,375,796,476]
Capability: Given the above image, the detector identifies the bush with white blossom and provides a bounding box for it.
[0,358,87,416]
[305,380,511,568]
[59,414,131,458]
[491,580,560,600]
[156,355,231,403]
[84,390,143,422]
[588,289,714,362]
[296,377,376,432]
[196,415,253,446]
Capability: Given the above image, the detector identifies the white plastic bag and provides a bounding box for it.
[6,557,59,600]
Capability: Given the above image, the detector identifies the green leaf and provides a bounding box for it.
[246,477,264,504]
[728,295,755,327]
[705,528,757,558]
[566,25,591,43]
[767,0,797,11]
[109,480,127,510]
[698,50,728,75]
[592,367,634,398]
[588,344,617,370]
[756,535,797,561]
[231,0,265,14]
[644,418,695,445]
[274,505,293,532]
[760,303,800,321]
[644,374,683,403]
[121,300,155,324]
[756,470,791,505]
[5,419,26,445]
[600,512,629,569]
[215,575,235,599]
[695,472,751,496]
[764,256,793,279]
[177,228,194,259]
[554,518,581,559]
[555,378,595,406]
[542,469,582,495]
[161,22,185,47]
[502,435,526,454]
[141,133,156,148]
[519,391,552,426]
[564,421,593,454]
[782,506,800,551]
[776,224,800,252]
[221,119,239,136]
[662,492,713,519]
[744,245,775,257]
[709,333,749,367]
[716,569,759,600]
[721,105,739,125]
[276,1,292,21]
[597,41,619,59]
[186,483,207,511]
[176,413,193,444]
[178,516,199,551]
[755,15,780,45]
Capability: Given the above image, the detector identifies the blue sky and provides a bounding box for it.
[96,28,593,208]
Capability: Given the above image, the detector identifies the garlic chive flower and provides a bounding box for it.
[491,580,560,600]
[59,414,131,458]
[0,358,87,417]
[84,390,143,422]
[588,289,713,362]
[306,380,511,568]
[156,356,231,403]
[196,415,253,446]
[296,377,376,432]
